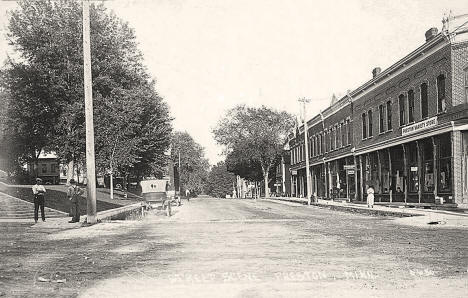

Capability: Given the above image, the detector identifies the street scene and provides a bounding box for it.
[1,197,467,297]
[1,0,468,297]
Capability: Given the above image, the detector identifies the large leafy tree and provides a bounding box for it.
[213,105,294,197]
[171,131,209,196]
[206,161,235,198]
[2,0,172,181]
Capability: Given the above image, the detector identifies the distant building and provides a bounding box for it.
[289,18,468,208]
[27,152,60,184]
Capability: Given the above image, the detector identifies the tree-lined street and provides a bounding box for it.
[1,198,466,297]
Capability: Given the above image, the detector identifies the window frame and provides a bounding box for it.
[420,81,429,119]
[408,89,415,123]
[436,73,446,114]
[379,104,385,134]
[362,113,367,139]
[398,93,406,126]
[367,109,373,138]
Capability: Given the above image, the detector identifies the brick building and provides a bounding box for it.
[289,20,468,208]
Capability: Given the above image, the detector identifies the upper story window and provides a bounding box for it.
[379,104,385,133]
[346,119,351,145]
[437,74,446,113]
[362,113,367,139]
[320,133,324,155]
[399,94,406,126]
[368,110,373,137]
[408,89,415,123]
[386,100,392,130]
[465,67,468,103]
[421,83,428,119]
[341,122,346,147]
[329,129,334,151]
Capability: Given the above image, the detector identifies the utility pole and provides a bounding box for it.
[298,98,312,205]
[83,0,97,223]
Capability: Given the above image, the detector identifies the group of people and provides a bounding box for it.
[32,178,83,223]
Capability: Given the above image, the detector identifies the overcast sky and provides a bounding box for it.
[1,0,467,165]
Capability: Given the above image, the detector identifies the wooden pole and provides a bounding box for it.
[83,0,97,223]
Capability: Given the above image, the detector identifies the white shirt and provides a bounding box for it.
[32,184,46,195]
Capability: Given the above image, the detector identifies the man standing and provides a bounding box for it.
[67,179,83,223]
[32,178,46,223]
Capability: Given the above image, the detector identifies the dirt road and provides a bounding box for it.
[1,198,467,297]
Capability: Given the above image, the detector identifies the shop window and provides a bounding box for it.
[408,89,415,123]
[399,94,406,126]
[386,100,392,130]
[422,140,434,192]
[438,133,452,193]
[437,74,446,113]
[381,151,390,194]
[421,83,428,119]
[379,105,385,133]
[408,143,419,193]
[390,146,405,197]
[362,113,367,139]
[368,110,373,137]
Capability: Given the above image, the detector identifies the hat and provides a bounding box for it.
[70,179,76,184]
[36,178,42,182]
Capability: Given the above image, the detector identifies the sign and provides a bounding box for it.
[401,116,438,136]
[410,167,418,172]
[291,170,297,175]
[347,170,355,175]
[344,165,355,170]
[274,183,281,186]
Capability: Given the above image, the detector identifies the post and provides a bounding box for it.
[299,98,312,204]
[83,0,97,223]
[110,167,114,200]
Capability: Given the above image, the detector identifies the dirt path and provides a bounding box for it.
[1,198,467,297]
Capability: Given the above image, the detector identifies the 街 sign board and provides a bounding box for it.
[401,116,438,136]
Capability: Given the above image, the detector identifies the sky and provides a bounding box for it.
[1,0,467,165]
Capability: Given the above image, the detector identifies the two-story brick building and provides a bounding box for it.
[289,20,468,208]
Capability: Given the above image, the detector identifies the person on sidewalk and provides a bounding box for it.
[32,178,46,223]
[67,179,83,223]
[366,185,375,208]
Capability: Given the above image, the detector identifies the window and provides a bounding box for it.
[386,100,392,130]
[362,113,367,139]
[320,133,324,155]
[465,68,468,103]
[421,83,428,119]
[42,164,47,174]
[346,119,351,145]
[368,110,373,137]
[341,122,346,147]
[437,74,446,113]
[408,89,415,123]
[51,164,56,173]
[399,94,406,126]
[379,104,385,133]
[333,127,337,150]
[329,129,333,151]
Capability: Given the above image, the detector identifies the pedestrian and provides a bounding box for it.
[367,185,375,208]
[185,189,190,202]
[32,178,46,223]
[67,179,83,223]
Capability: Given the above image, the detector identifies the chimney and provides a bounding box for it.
[425,27,438,42]
[372,67,381,78]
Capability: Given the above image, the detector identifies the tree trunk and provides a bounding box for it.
[66,160,74,185]
[264,172,269,198]
[110,166,114,200]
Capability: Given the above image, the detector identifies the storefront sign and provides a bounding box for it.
[291,170,297,175]
[343,165,355,170]
[410,167,418,172]
[401,116,438,136]
[347,170,355,174]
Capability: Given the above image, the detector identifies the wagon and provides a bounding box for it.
[140,179,179,215]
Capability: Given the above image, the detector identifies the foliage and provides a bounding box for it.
[206,161,235,198]
[2,0,172,178]
[213,105,294,197]
[171,131,210,196]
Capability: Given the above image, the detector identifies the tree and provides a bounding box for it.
[213,105,294,197]
[206,161,235,198]
[2,0,172,183]
[171,131,209,196]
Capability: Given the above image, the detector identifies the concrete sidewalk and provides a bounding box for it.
[264,197,468,229]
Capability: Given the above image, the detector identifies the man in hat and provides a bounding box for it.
[32,178,46,223]
[67,179,83,223]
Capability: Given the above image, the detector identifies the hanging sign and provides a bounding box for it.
[291,170,297,175]
[344,165,355,170]
[410,167,418,172]
[401,116,438,136]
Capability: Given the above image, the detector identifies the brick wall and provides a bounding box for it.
[353,44,452,150]
[451,41,468,106]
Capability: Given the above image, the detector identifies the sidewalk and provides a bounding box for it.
[264,197,468,229]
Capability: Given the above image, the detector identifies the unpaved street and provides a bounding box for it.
[1,198,467,297]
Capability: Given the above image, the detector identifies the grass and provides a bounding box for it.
[1,184,134,214]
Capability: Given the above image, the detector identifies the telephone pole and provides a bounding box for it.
[298,98,312,205]
[83,0,97,223]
